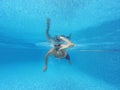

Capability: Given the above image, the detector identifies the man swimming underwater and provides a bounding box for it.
[43,18,75,72]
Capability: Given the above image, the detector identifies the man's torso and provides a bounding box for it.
[52,49,67,59]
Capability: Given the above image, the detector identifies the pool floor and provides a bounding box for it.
[0,61,119,90]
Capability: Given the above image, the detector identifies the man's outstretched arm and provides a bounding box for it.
[59,36,75,50]
[43,49,53,72]
[46,18,52,40]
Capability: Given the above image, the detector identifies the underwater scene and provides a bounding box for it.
[0,0,120,90]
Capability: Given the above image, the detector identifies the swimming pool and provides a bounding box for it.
[0,0,120,90]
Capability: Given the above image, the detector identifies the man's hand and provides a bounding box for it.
[43,65,47,72]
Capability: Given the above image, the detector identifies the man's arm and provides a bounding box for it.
[43,48,53,72]
[59,36,74,50]
[46,18,52,40]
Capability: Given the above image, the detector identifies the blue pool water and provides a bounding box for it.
[0,0,120,90]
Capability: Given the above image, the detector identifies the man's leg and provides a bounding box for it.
[65,53,72,64]
[46,18,52,40]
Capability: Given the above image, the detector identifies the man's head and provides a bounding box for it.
[54,44,61,50]
[54,44,61,47]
